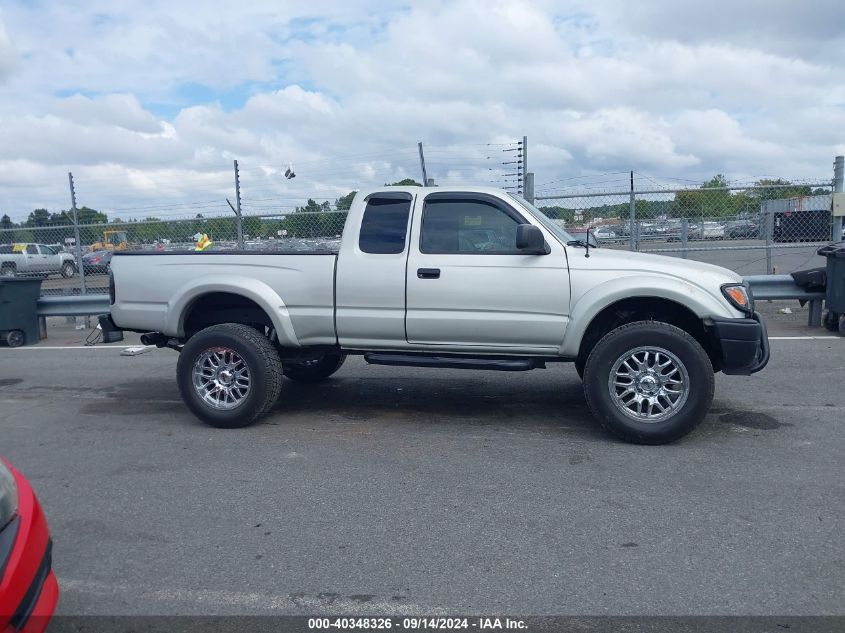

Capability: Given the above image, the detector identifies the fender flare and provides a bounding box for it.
[560,275,735,357]
[167,275,301,347]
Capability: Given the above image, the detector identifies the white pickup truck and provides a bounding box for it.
[107,186,768,444]
[0,243,78,278]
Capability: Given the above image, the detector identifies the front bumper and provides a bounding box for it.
[710,311,770,375]
[0,463,58,633]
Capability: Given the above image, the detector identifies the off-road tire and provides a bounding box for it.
[283,353,346,383]
[1,264,16,277]
[177,323,283,428]
[583,321,714,445]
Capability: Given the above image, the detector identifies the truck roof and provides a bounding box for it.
[357,185,515,199]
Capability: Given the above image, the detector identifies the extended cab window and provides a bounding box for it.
[359,196,412,254]
[421,197,522,254]
[26,244,38,254]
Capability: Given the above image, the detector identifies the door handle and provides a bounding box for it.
[417,268,440,279]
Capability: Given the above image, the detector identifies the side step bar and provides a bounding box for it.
[364,353,544,372]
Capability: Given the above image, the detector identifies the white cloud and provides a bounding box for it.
[0,0,843,220]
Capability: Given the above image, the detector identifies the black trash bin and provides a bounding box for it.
[818,241,845,313]
[0,278,43,347]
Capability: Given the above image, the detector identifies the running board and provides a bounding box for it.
[364,353,543,371]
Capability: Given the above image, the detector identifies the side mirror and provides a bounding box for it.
[516,224,547,254]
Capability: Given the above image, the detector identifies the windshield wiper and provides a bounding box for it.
[567,238,592,258]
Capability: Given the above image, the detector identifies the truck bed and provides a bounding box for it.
[110,250,338,346]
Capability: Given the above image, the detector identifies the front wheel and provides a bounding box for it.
[177,323,283,428]
[283,353,346,383]
[583,321,714,444]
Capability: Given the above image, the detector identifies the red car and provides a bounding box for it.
[0,459,58,633]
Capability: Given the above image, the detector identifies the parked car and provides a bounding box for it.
[592,226,616,240]
[82,249,113,274]
[725,219,759,239]
[700,222,726,240]
[109,185,768,445]
[0,458,58,632]
[0,243,77,278]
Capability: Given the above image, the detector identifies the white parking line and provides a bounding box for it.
[0,345,152,350]
[59,577,443,615]
[768,336,841,340]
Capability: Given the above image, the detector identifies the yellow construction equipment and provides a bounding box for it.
[89,230,129,252]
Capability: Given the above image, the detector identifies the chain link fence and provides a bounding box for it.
[0,210,347,296]
[2,168,840,297]
[534,183,838,276]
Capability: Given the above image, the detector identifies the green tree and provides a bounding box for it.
[751,178,812,201]
[386,178,422,186]
[242,216,263,238]
[673,174,734,219]
[1,214,12,230]
[26,208,51,227]
[335,191,357,211]
[76,206,108,224]
[296,198,324,214]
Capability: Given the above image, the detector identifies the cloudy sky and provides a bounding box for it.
[0,0,843,221]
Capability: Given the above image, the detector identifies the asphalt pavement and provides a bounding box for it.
[1,316,843,616]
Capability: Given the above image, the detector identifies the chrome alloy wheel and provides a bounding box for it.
[192,347,251,410]
[608,346,689,422]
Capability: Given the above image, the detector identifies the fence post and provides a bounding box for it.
[834,155,844,242]
[522,136,528,196]
[629,171,636,251]
[67,172,87,296]
[681,217,688,259]
[524,172,534,205]
[764,205,774,275]
[233,160,244,249]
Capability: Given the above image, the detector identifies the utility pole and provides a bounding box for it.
[418,142,428,187]
[68,172,87,295]
[233,160,244,249]
[522,136,528,196]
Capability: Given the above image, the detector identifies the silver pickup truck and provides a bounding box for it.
[107,186,768,444]
[0,243,78,278]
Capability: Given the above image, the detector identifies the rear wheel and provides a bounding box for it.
[583,321,714,444]
[1,264,15,277]
[283,353,346,383]
[177,323,282,428]
[5,330,25,348]
[61,261,76,278]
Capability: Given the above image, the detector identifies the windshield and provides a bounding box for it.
[508,194,574,244]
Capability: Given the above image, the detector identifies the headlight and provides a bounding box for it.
[721,283,753,315]
[0,461,19,531]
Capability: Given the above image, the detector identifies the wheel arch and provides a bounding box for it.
[569,296,720,371]
[168,277,300,346]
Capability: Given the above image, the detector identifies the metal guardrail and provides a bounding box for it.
[745,274,825,326]
[36,295,110,317]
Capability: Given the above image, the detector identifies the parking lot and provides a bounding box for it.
[1,303,843,617]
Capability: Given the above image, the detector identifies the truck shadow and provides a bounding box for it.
[93,364,608,438]
[266,368,602,437]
